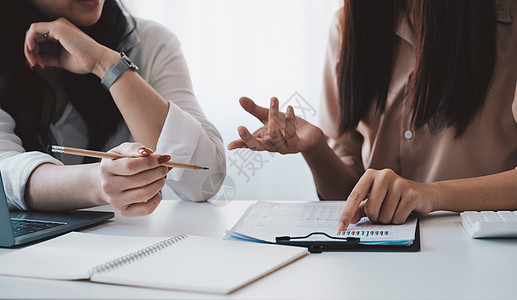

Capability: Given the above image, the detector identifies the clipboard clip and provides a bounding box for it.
[275,232,360,254]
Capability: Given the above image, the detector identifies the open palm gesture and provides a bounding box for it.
[228,97,325,155]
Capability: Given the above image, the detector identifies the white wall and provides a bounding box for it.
[123,0,342,201]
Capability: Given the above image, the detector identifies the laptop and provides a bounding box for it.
[0,175,114,247]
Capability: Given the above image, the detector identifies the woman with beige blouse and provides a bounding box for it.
[229,0,517,230]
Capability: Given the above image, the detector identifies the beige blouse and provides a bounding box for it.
[319,1,517,183]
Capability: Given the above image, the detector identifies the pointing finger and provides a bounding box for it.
[338,171,375,230]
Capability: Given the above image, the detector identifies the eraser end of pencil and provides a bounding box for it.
[46,145,64,154]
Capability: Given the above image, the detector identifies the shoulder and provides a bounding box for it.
[323,8,344,70]
[328,8,343,45]
[134,18,181,49]
[325,8,343,65]
[129,18,185,79]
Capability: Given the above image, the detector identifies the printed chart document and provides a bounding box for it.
[226,201,418,246]
[0,232,307,294]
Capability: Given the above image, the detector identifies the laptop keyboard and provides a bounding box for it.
[10,218,66,237]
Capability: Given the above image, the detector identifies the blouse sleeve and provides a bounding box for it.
[0,109,63,210]
[133,20,226,202]
[318,9,364,176]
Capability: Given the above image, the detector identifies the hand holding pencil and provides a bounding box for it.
[49,142,208,217]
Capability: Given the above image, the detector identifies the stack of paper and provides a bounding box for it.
[226,201,417,246]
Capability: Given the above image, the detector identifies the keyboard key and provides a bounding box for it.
[460,211,517,238]
[498,211,517,222]
[481,211,504,222]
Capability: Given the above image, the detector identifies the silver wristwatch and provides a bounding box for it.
[100,52,138,90]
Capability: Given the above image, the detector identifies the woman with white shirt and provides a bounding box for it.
[0,0,225,216]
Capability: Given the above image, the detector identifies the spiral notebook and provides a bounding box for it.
[0,232,307,294]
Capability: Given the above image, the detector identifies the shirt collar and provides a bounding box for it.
[394,13,414,46]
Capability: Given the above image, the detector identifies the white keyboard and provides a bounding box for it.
[460,211,517,238]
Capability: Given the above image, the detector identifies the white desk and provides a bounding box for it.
[1,200,516,300]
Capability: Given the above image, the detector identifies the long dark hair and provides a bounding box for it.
[337,0,496,137]
[0,0,136,158]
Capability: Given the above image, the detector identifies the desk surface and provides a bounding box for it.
[1,200,516,300]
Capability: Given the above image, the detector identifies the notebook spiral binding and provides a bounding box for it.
[88,233,189,275]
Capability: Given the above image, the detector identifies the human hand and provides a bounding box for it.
[24,17,116,76]
[338,169,436,230]
[228,97,325,155]
[98,142,172,217]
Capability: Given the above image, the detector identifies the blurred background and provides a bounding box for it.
[123,0,342,201]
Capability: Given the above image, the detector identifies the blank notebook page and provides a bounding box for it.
[0,232,307,294]
[91,235,307,294]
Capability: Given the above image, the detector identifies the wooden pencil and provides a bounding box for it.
[48,145,209,170]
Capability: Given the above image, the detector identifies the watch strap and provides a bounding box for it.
[101,52,137,90]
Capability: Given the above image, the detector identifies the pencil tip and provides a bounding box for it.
[203,167,209,170]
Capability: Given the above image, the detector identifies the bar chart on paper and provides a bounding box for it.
[337,230,390,238]
[226,201,417,245]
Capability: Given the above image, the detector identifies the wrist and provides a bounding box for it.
[427,181,448,211]
[93,47,120,79]
[87,163,109,206]
[301,130,327,157]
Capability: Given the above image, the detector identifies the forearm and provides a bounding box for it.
[94,50,169,150]
[302,143,362,200]
[25,163,105,211]
[432,169,517,212]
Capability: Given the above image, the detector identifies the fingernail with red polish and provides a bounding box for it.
[137,147,153,156]
[158,155,171,164]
